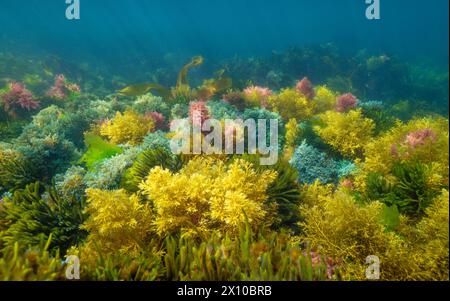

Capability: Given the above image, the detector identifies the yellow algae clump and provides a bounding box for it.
[268,88,313,121]
[412,189,449,280]
[314,109,375,158]
[300,183,449,280]
[139,157,277,236]
[100,110,155,146]
[284,118,300,159]
[242,86,273,108]
[355,117,449,190]
[82,189,153,254]
[313,85,337,114]
[300,189,415,280]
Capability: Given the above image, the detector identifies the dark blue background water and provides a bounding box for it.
[0,0,448,67]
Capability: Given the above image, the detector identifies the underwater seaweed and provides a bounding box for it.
[206,99,240,120]
[84,146,142,190]
[357,117,449,192]
[0,147,38,193]
[336,93,358,113]
[313,85,337,114]
[268,88,313,121]
[295,77,315,100]
[1,82,40,118]
[79,133,123,170]
[132,93,171,118]
[283,118,301,159]
[100,110,155,146]
[116,56,232,104]
[145,111,167,131]
[46,74,67,100]
[242,86,273,108]
[141,130,171,151]
[404,128,437,149]
[242,108,286,151]
[290,140,339,185]
[222,90,247,111]
[237,154,301,232]
[365,162,444,216]
[54,166,86,201]
[123,147,184,192]
[118,56,203,99]
[0,241,66,281]
[0,182,87,254]
[162,226,332,281]
[189,101,210,129]
[81,188,153,254]
[314,109,375,158]
[139,157,277,235]
[358,100,397,134]
[176,56,204,87]
[0,41,448,281]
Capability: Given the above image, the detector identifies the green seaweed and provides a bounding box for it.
[390,162,441,215]
[379,204,400,232]
[0,240,66,281]
[0,151,38,193]
[162,224,330,281]
[0,182,87,254]
[122,147,184,192]
[0,121,28,142]
[236,154,301,232]
[365,162,443,216]
[79,133,122,170]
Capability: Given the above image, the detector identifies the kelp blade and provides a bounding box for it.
[117,83,170,98]
[176,56,204,87]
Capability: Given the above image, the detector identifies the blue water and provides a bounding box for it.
[1,0,448,66]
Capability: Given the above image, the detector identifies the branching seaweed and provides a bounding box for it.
[1,182,87,254]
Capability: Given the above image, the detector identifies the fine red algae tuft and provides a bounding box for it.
[336,93,358,112]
